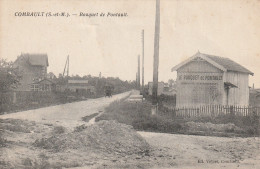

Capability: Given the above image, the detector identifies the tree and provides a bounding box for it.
[168,79,176,88]
[58,73,63,79]
[0,59,20,93]
[47,72,56,79]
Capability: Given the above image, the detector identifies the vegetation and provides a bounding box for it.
[96,101,185,133]
[82,113,99,122]
[52,126,66,134]
[0,135,7,148]
[0,59,20,93]
[96,99,260,137]
[0,59,21,113]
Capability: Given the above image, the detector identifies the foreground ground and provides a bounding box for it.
[0,91,259,169]
[140,131,260,169]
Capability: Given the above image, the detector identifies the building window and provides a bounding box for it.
[31,84,39,91]
[41,67,46,76]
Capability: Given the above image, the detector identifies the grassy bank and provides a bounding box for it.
[96,100,260,137]
[96,101,187,134]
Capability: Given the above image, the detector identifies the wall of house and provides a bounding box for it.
[14,57,47,91]
[223,71,249,106]
[176,59,224,107]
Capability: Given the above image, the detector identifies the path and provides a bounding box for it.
[0,91,130,129]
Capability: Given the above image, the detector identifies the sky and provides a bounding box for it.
[0,0,260,87]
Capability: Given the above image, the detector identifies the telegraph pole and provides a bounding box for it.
[137,55,140,89]
[152,0,160,115]
[142,29,145,95]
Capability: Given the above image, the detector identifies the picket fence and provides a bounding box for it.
[160,105,260,117]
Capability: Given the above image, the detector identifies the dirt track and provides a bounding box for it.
[0,92,130,130]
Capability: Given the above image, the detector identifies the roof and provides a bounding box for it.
[68,80,88,84]
[32,78,55,84]
[28,54,48,66]
[16,53,49,67]
[171,52,254,75]
[224,82,238,88]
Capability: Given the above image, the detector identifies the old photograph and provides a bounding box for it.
[0,0,259,168]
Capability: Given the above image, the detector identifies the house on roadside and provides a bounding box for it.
[13,53,49,91]
[171,52,253,107]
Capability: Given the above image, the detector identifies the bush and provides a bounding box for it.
[82,113,99,122]
[96,101,184,134]
[74,124,88,132]
[97,99,260,137]
[0,136,7,147]
[52,126,66,134]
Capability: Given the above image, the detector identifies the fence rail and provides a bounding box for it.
[160,105,260,117]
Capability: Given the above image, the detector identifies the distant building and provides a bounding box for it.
[14,53,49,91]
[172,52,253,107]
[162,88,177,96]
[148,82,164,96]
[63,79,96,95]
[249,88,260,106]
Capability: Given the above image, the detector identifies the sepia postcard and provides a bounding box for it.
[0,0,259,168]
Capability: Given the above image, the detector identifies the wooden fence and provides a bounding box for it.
[160,105,260,117]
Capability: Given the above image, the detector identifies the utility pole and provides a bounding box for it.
[152,0,160,115]
[136,72,138,88]
[142,29,145,95]
[137,55,141,90]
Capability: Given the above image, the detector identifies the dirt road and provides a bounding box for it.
[0,92,130,130]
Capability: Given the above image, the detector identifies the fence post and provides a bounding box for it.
[230,105,234,117]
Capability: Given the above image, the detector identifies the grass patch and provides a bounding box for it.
[96,100,260,137]
[74,124,88,132]
[82,113,99,122]
[52,126,66,134]
[0,119,35,133]
[96,101,186,134]
[0,135,7,147]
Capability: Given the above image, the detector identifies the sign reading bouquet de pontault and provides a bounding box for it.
[178,73,223,82]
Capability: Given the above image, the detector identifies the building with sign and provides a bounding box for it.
[171,52,253,107]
